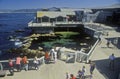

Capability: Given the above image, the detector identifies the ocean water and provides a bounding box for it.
[0,13,35,57]
[0,13,97,60]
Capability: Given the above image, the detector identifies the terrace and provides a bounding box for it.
[0,30,120,79]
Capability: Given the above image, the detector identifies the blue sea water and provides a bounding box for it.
[0,13,35,56]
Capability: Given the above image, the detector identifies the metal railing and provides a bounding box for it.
[86,39,99,61]
[0,56,45,70]
[28,21,83,27]
[0,38,99,68]
[75,39,99,62]
[58,39,99,63]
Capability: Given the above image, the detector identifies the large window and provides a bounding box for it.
[50,18,56,23]
[56,16,64,22]
[37,18,42,23]
[42,16,49,22]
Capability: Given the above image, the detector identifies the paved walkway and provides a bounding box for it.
[89,29,120,79]
[1,25,120,79]
[2,60,105,79]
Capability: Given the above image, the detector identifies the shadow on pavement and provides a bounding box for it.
[94,57,120,79]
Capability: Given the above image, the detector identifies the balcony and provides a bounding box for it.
[28,21,83,27]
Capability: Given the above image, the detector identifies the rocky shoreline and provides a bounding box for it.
[7,33,56,58]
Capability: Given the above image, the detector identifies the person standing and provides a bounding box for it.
[106,40,110,48]
[8,59,14,75]
[109,54,115,70]
[45,51,50,64]
[16,56,22,72]
[66,72,69,79]
[77,70,82,78]
[98,32,102,45]
[33,56,39,70]
[53,50,57,63]
[50,47,57,63]
[90,61,96,75]
[22,56,29,71]
[81,66,86,79]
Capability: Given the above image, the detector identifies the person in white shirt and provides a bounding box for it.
[51,47,57,63]
[109,54,115,70]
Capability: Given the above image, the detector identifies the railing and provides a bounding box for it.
[84,23,117,31]
[55,21,82,25]
[86,39,99,61]
[0,56,45,70]
[76,51,88,62]
[28,21,83,27]
[76,39,99,62]
[58,39,99,63]
[0,38,99,68]
[28,22,53,27]
[58,47,76,63]
[0,38,99,69]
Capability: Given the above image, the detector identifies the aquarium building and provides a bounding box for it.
[28,8,92,33]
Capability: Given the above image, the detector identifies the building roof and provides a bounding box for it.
[60,8,93,13]
[37,11,75,18]
[92,3,120,9]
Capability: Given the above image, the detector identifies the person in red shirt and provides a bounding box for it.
[45,51,50,64]
[8,59,14,75]
[70,74,76,79]
[16,56,22,71]
[22,56,29,71]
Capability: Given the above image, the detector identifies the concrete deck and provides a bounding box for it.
[1,25,120,79]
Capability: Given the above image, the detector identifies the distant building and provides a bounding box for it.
[91,3,120,24]
[28,8,92,27]
[28,5,120,33]
[28,8,89,33]
[36,11,76,23]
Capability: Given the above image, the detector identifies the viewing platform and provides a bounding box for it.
[28,21,83,27]
[1,28,120,79]
[28,21,117,31]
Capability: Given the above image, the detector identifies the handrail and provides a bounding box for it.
[0,56,45,63]
[28,21,83,27]
[0,56,45,70]
[75,39,99,62]
[57,38,99,63]
[86,39,99,61]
